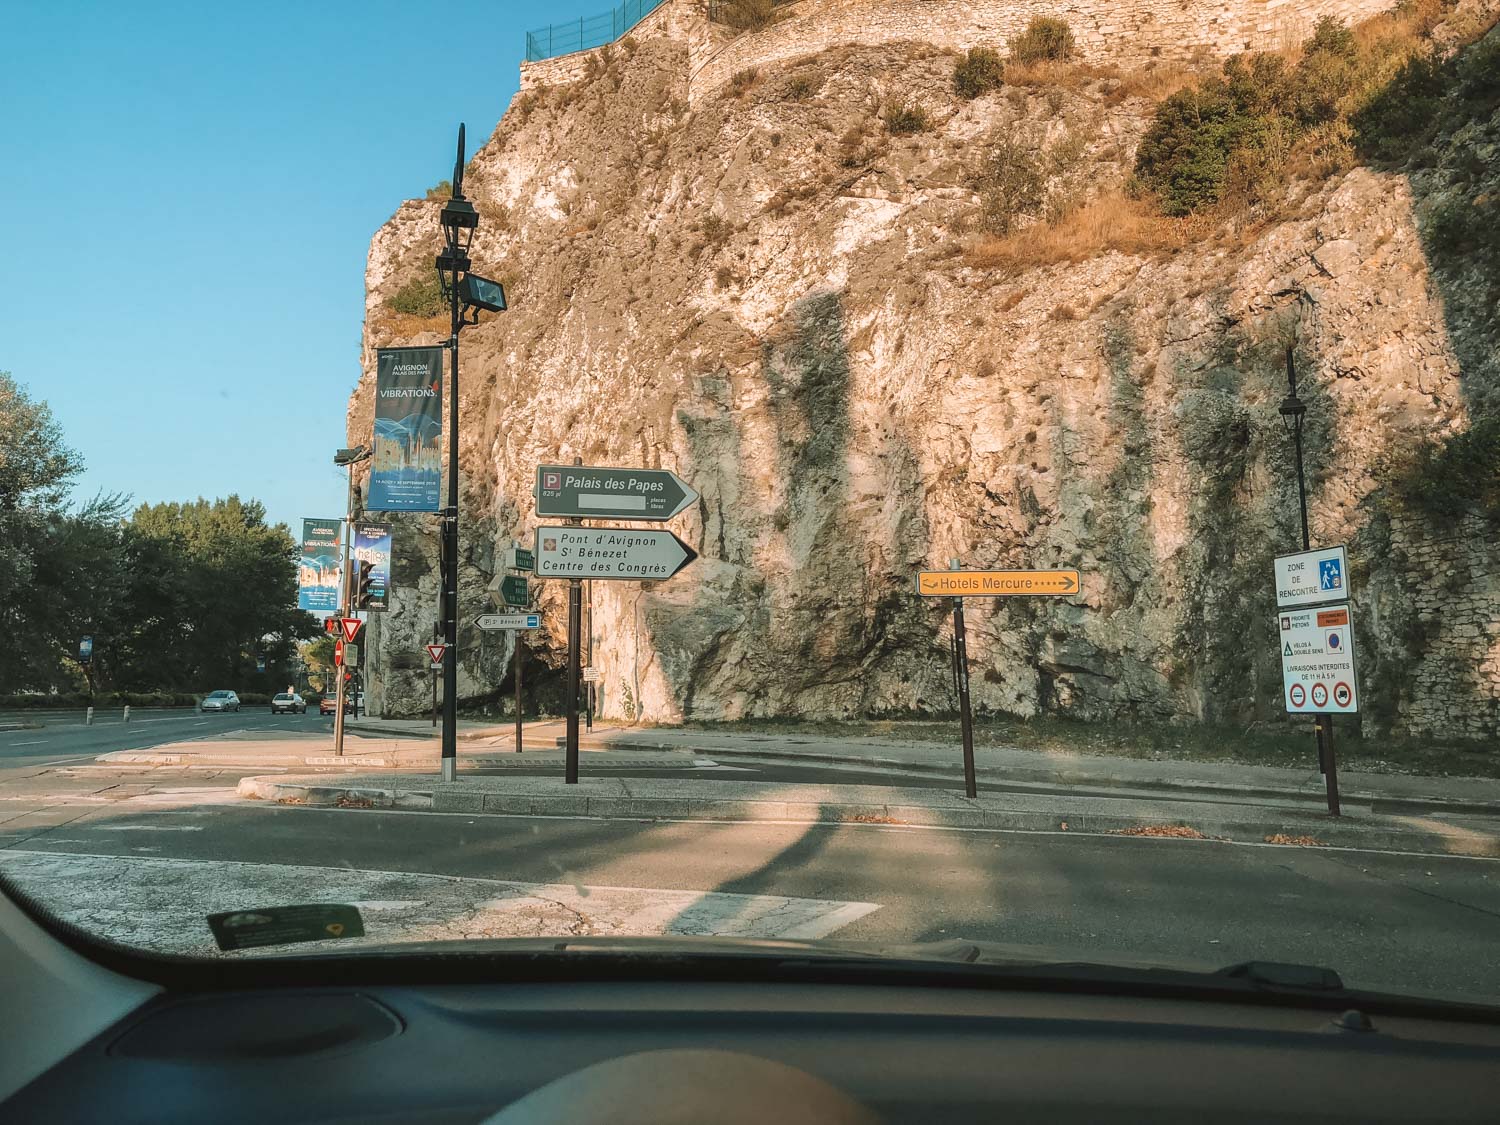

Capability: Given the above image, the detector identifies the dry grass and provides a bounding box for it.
[1102,64,1201,104]
[963,191,1207,271]
[1001,59,1114,89]
[370,310,447,342]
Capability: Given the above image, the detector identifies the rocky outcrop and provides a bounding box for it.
[353,15,1500,739]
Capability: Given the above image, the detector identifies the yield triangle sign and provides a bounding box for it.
[426,643,448,665]
[340,617,363,643]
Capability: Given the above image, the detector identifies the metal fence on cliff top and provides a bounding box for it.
[524,0,669,62]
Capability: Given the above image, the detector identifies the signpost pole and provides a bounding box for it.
[333,460,356,758]
[564,458,583,785]
[566,579,582,784]
[1280,346,1335,808]
[431,621,439,729]
[513,640,524,753]
[1321,715,1341,816]
[950,559,978,799]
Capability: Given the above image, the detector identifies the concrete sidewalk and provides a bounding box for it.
[340,716,1500,818]
[237,770,1500,860]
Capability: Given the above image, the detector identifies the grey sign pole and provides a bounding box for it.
[1279,347,1339,817]
[564,460,583,784]
[949,559,978,799]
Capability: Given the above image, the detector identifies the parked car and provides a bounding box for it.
[200,690,241,713]
[318,694,355,716]
[270,692,307,715]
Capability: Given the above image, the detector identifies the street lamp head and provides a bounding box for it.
[460,273,507,313]
[1278,393,1306,433]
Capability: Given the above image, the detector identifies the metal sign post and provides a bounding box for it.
[918,561,1084,797]
[514,640,524,754]
[948,560,978,799]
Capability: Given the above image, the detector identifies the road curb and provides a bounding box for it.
[548,737,1500,819]
[233,776,1500,859]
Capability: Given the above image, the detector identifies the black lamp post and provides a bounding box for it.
[432,125,507,782]
[1278,345,1310,552]
[1278,345,1340,816]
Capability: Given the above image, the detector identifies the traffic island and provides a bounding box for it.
[234,773,1500,859]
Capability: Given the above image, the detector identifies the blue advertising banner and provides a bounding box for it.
[369,346,444,512]
[352,522,392,611]
[297,518,342,612]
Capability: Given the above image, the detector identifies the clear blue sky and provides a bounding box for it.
[0,0,601,536]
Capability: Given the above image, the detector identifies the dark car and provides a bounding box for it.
[270,692,306,714]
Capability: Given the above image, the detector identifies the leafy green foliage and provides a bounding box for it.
[1132,18,1388,215]
[883,100,931,134]
[1009,17,1075,64]
[954,47,1005,99]
[425,179,451,201]
[0,379,317,695]
[388,269,445,317]
[1353,30,1500,162]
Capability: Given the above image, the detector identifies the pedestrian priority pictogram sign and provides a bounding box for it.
[1278,602,1359,714]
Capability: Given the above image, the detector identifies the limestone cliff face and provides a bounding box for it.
[353,8,1500,739]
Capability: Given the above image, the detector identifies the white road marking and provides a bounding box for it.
[91,824,205,832]
[0,850,881,956]
[10,740,48,746]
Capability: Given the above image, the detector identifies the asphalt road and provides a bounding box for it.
[2,720,1499,1008]
[0,708,326,769]
[6,793,1499,1004]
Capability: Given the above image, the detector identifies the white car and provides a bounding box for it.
[270,692,307,715]
[200,690,241,713]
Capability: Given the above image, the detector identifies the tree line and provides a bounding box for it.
[0,372,318,697]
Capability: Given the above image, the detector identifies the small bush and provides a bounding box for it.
[700,212,733,247]
[1010,17,1076,65]
[713,0,791,32]
[425,179,451,201]
[973,126,1046,234]
[954,46,1005,99]
[388,270,446,317]
[714,264,736,289]
[884,100,931,134]
[784,71,821,99]
[1049,302,1079,321]
[729,67,759,97]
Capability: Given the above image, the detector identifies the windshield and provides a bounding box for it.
[2,1,1498,1009]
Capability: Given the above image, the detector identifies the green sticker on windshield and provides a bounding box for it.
[206,904,366,951]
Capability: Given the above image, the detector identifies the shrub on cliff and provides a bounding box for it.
[388,270,445,317]
[1131,16,1415,215]
[883,100,931,134]
[711,0,792,31]
[1009,17,1075,64]
[954,46,1005,99]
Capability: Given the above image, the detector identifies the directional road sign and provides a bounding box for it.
[535,464,698,521]
[534,526,698,581]
[339,617,363,643]
[475,613,541,631]
[1274,545,1348,609]
[916,569,1080,597]
[425,643,448,666]
[503,545,534,572]
[1279,603,1358,714]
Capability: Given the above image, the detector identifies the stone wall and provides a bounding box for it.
[518,0,1401,102]
[1385,513,1500,739]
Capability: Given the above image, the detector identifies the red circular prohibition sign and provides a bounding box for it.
[1289,683,1306,707]
[1311,682,1329,707]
